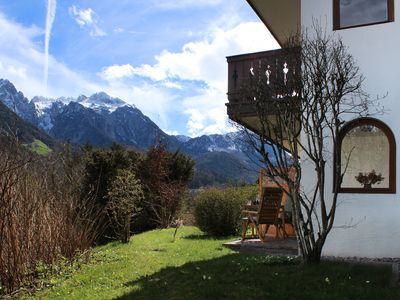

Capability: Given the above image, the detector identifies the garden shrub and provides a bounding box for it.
[106,169,144,243]
[82,143,194,234]
[139,144,194,229]
[194,186,258,236]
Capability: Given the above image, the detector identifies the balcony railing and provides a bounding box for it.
[226,48,300,120]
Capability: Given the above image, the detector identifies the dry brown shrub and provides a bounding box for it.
[0,140,101,295]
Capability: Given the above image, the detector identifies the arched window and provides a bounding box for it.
[336,117,396,193]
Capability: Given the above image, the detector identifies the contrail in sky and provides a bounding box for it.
[44,0,57,92]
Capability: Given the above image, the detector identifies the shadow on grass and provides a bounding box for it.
[116,254,397,300]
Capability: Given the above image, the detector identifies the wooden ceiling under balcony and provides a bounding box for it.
[246,0,301,46]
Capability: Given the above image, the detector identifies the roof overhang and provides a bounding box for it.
[246,0,301,46]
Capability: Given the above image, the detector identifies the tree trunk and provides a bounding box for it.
[302,244,323,264]
[122,215,130,243]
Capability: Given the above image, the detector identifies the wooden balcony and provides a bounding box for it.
[226,48,300,134]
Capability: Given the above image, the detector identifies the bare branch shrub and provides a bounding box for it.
[238,23,382,264]
[0,140,101,295]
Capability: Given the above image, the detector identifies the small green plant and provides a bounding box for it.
[255,255,300,265]
[194,186,257,236]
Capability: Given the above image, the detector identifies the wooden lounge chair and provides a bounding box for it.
[241,187,285,243]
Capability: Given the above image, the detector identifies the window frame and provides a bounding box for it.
[333,0,395,30]
[334,117,396,194]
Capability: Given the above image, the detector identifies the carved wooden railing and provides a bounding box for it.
[226,48,300,119]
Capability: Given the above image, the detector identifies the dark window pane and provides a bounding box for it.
[340,0,388,28]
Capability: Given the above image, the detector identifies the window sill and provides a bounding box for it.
[338,187,396,194]
[333,20,394,31]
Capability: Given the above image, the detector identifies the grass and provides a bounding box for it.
[23,139,52,155]
[27,226,399,300]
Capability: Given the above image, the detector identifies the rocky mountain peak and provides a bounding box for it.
[0,79,17,93]
[0,78,261,187]
[0,78,37,124]
[77,95,88,102]
[77,92,128,113]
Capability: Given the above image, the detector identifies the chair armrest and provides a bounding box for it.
[242,210,259,215]
[243,205,258,211]
[242,210,258,216]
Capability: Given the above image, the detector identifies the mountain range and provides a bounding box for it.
[0,79,260,187]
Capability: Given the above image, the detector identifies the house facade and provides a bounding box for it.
[227,0,399,258]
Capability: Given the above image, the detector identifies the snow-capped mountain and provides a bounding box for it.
[78,92,128,113]
[0,79,260,186]
[0,79,37,124]
[0,98,55,148]
[31,92,127,114]
[29,92,129,132]
[0,78,251,154]
[175,135,191,143]
[182,132,246,155]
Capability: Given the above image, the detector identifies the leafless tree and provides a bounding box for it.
[237,23,382,264]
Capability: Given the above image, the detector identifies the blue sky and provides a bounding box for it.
[0,0,279,136]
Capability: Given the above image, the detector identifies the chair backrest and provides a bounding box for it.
[257,187,284,225]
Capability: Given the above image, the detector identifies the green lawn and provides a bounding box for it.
[28,226,399,300]
[23,139,52,155]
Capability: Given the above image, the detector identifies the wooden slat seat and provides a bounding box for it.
[241,187,286,243]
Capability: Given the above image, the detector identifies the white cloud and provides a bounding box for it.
[150,0,223,10]
[100,79,178,130]
[70,6,93,26]
[0,12,101,98]
[0,11,176,132]
[163,81,182,90]
[163,129,179,136]
[0,63,28,79]
[183,87,236,136]
[100,22,279,136]
[100,63,167,82]
[0,6,279,137]
[100,64,135,80]
[154,22,278,136]
[114,22,278,91]
[91,25,106,37]
[132,64,167,81]
[69,6,106,37]
[145,22,276,88]
[44,0,57,88]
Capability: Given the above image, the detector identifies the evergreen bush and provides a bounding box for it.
[194,186,257,236]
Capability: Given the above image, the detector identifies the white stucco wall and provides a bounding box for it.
[301,0,400,258]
